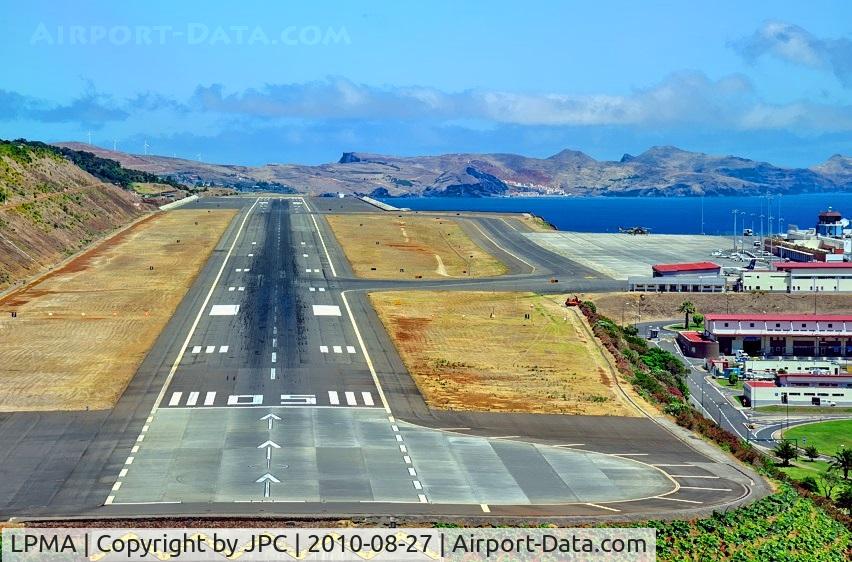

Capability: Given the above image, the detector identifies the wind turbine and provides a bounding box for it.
[86,131,92,145]
[113,139,117,151]
[143,140,149,155]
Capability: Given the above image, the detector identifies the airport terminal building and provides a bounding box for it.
[703,313,852,358]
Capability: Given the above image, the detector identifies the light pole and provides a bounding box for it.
[731,209,739,253]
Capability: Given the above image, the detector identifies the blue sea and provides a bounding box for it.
[380,193,852,235]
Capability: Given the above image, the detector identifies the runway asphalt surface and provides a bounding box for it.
[0,195,766,521]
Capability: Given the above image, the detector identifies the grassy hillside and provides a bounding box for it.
[0,141,150,290]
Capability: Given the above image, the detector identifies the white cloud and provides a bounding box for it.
[734,20,852,87]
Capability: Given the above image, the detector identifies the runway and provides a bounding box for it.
[0,195,765,520]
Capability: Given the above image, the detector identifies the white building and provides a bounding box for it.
[740,262,852,293]
[744,380,852,407]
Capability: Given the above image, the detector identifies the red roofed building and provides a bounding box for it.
[652,261,721,277]
[702,313,852,358]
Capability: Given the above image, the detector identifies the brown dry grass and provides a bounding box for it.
[585,291,852,325]
[0,208,237,411]
[326,214,507,279]
[369,290,641,416]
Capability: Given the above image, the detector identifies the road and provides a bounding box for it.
[0,196,765,521]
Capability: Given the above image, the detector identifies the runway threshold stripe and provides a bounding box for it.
[204,392,216,406]
[345,391,356,406]
[168,392,182,406]
[361,392,374,406]
[328,391,340,405]
[187,392,199,406]
[333,346,342,354]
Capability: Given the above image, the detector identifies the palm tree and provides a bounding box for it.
[677,301,696,330]
[804,445,819,462]
[774,440,797,467]
[829,449,852,479]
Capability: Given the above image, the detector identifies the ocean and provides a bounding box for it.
[380,193,852,235]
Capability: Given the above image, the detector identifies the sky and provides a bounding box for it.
[0,0,851,167]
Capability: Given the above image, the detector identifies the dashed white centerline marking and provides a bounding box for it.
[309,287,316,292]
[480,504,491,513]
[318,287,325,292]
[333,345,343,354]
[270,368,276,380]
[328,391,340,405]
[168,392,182,406]
[119,469,128,478]
[305,269,312,273]
[191,346,202,353]
[418,494,428,504]
[238,287,245,291]
[302,253,309,258]
[345,391,356,406]
[112,482,122,491]
[228,287,235,292]
[413,481,422,490]
[205,346,215,353]
[187,392,199,406]
[219,345,229,353]
[313,269,320,273]
[346,346,356,354]
[319,345,329,353]
[403,455,411,464]
[271,352,277,363]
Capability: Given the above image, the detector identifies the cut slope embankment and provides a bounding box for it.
[0,143,149,291]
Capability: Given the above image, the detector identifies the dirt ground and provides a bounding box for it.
[369,291,642,416]
[584,292,852,325]
[326,214,507,279]
[0,208,236,412]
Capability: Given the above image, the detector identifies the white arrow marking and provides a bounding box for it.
[258,440,280,449]
[260,413,281,430]
[256,473,280,497]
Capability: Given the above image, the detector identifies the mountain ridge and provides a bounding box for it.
[53,142,851,198]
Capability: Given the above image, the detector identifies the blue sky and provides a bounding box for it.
[1,1,850,166]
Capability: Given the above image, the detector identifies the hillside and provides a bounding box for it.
[0,141,150,290]
[54,142,851,198]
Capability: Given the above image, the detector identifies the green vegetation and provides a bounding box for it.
[712,376,743,391]
[785,420,852,456]
[775,440,798,466]
[641,484,849,561]
[1,138,184,190]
